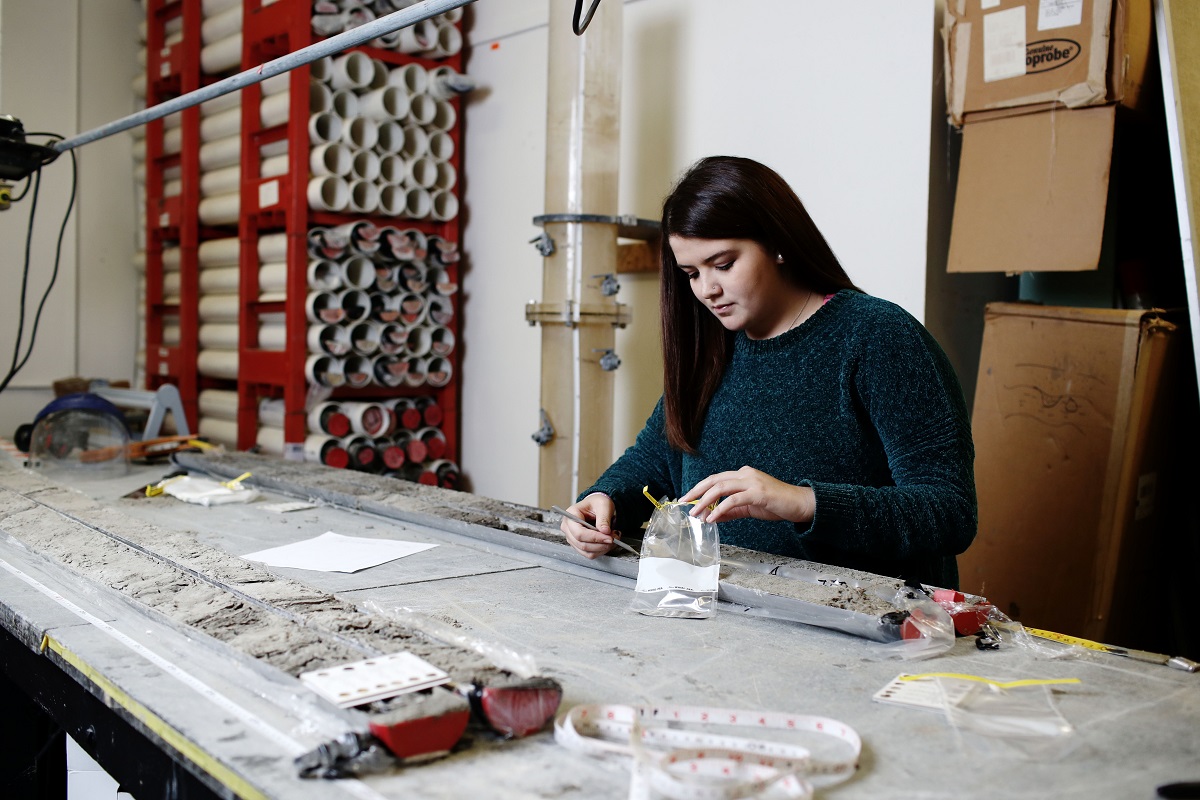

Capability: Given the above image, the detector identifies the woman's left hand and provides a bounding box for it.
[680,466,815,525]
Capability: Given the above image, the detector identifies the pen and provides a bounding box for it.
[551,506,640,556]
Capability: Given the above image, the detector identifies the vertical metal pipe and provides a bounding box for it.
[537,0,623,507]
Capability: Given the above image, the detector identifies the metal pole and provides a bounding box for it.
[52,0,475,153]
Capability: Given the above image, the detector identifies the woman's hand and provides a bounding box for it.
[560,492,622,559]
[680,466,815,525]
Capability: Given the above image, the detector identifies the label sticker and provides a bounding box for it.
[634,557,719,595]
[984,6,1028,82]
[259,179,280,209]
[873,674,972,712]
[1039,0,1083,30]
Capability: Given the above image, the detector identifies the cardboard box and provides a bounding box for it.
[947,104,1115,273]
[959,303,1184,646]
[943,0,1152,126]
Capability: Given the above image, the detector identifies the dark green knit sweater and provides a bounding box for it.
[583,290,977,589]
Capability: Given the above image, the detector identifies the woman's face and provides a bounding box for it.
[669,235,805,340]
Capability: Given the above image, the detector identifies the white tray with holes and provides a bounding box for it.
[300,651,451,708]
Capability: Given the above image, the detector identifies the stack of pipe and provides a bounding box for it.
[299,52,464,221]
[304,220,457,393]
[312,2,464,61]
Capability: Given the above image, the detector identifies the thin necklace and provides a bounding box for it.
[787,290,814,332]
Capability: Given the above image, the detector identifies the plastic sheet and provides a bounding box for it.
[932,674,1081,760]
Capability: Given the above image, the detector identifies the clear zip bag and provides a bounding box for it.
[629,488,720,619]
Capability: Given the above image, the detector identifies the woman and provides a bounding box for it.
[560,156,977,589]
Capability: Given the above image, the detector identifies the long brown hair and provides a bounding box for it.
[660,156,859,452]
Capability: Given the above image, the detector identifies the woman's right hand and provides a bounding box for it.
[560,492,620,559]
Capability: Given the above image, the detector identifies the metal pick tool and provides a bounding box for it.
[551,506,640,556]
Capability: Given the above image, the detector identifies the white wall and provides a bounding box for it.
[0,0,141,438]
[460,0,935,506]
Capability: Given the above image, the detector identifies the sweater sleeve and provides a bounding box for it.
[800,317,978,562]
[579,397,680,532]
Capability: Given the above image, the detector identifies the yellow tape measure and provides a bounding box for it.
[1025,628,1111,653]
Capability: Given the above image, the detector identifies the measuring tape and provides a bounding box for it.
[555,703,860,800]
[1024,627,1113,652]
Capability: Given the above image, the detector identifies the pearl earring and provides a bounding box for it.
[776,254,784,264]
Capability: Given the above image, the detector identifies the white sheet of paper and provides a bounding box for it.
[242,531,436,573]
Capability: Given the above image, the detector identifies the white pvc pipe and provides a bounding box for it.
[343,400,390,436]
[433,159,457,191]
[339,288,373,323]
[430,189,458,221]
[429,324,455,356]
[375,120,404,155]
[198,417,239,448]
[310,55,334,84]
[201,4,242,45]
[308,401,350,437]
[197,348,240,379]
[405,155,437,188]
[429,266,458,295]
[259,262,288,294]
[341,117,379,150]
[351,149,381,182]
[405,324,433,357]
[259,321,287,349]
[200,106,241,141]
[429,99,456,132]
[404,186,431,219]
[348,180,380,214]
[367,58,390,90]
[388,62,428,95]
[203,0,240,16]
[306,354,346,388]
[200,32,242,75]
[378,322,407,355]
[199,322,239,349]
[198,388,239,420]
[425,356,453,387]
[200,164,240,197]
[359,86,409,122]
[307,258,343,290]
[199,134,241,170]
[425,294,454,325]
[378,183,405,217]
[349,320,382,356]
[343,355,373,388]
[261,153,289,178]
[200,266,240,293]
[398,291,426,325]
[330,51,374,91]
[308,112,344,145]
[379,153,404,183]
[164,179,182,198]
[402,356,428,387]
[163,246,182,270]
[375,264,399,292]
[304,434,349,467]
[430,20,462,58]
[407,93,436,126]
[260,92,290,128]
[199,293,240,322]
[198,191,240,226]
[308,323,352,356]
[256,426,286,455]
[399,124,427,159]
[307,175,350,212]
[310,142,352,177]
[258,232,288,263]
[372,354,406,387]
[200,90,242,117]
[260,72,290,96]
[396,18,437,53]
[398,261,427,292]
[199,236,240,267]
[306,291,345,324]
[427,130,454,162]
[341,254,376,289]
[258,397,286,429]
[163,272,182,296]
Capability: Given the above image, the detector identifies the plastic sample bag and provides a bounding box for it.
[629,489,719,619]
